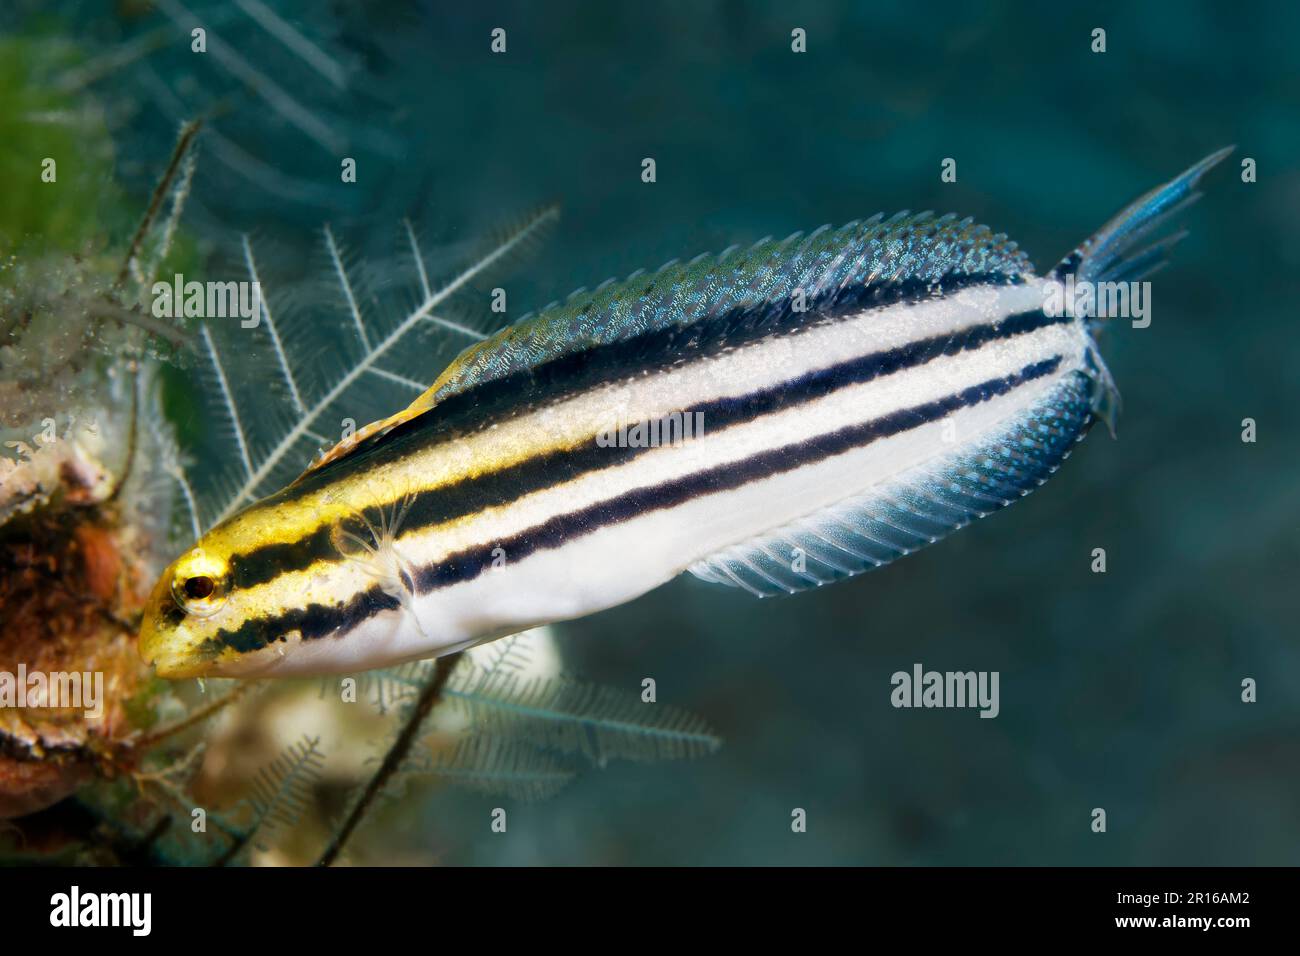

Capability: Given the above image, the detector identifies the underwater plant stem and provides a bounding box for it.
[316,653,462,867]
[115,119,202,289]
[91,302,189,348]
[135,682,249,749]
[56,26,172,93]
[104,364,141,505]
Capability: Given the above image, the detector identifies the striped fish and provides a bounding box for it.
[139,149,1230,678]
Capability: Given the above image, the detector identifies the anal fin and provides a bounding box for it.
[687,372,1096,597]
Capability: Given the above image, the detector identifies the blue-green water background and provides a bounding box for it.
[24,0,1300,864]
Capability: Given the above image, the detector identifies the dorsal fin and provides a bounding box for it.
[423,213,1031,404]
[296,403,431,480]
[294,213,1031,482]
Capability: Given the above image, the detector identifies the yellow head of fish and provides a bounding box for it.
[138,531,248,679]
[137,495,354,680]
[137,520,271,686]
[137,479,441,680]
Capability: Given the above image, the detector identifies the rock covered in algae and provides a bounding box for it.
[0,376,176,818]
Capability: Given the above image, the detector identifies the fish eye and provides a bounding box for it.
[183,575,215,600]
[170,549,230,617]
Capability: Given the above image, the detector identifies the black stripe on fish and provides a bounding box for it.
[285,271,1026,498]
[412,356,1065,591]
[211,356,1062,656]
[228,308,1067,591]
[200,585,403,657]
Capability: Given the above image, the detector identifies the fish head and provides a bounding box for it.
[138,487,432,679]
[138,531,250,679]
[137,497,324,679]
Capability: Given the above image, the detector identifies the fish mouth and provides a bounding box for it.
[139,630,207,680]
[149,654,213,680]
[147,638,282,680]
[138,615,214,680]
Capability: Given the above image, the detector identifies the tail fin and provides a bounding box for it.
[1050,147,1233,437]
[1050,146,1234,286]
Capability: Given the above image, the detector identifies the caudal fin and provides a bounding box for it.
[1050,146,1234,286]
[1050,147,1233,437]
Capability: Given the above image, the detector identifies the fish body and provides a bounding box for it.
[139,150,1231,678]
